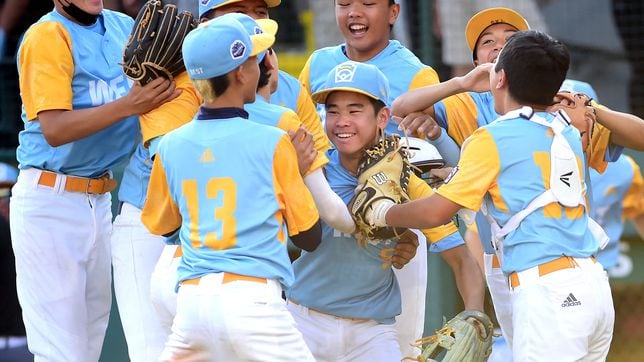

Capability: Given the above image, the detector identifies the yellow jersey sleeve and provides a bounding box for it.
[139,72,201,145]
[298,55,313,96]
[273,135,320,236]
[439,93,480,146]
[437,128,502,212]
[19,22,74,120]
[409,67,440,90]
[141,154,182,235]
[623,156,644,220]
[296,87,332,153]
[408,174,460,243]
[276,110,329,176]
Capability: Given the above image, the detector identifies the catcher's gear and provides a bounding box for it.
[349,134,412,244]
[123,0,197,85]
[550,91,596,153]
[411,310,494,362]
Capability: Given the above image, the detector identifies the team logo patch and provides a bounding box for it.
[254,26,263,34]
[230,40,246,59]
[200,0,210,5]
[335,63,357,83]
[444,166,459,184]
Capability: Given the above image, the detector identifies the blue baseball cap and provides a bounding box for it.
[560,79,599,102]
[182,13,275,80]
[199,0,281,19]
[311,61,390,105]
[225,13,278,62]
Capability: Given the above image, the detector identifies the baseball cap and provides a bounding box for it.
[311,61,390,104]
[560,79,599,102]
[182,13,275,80]
[225,13,278,62]
[199,0,281,18]
[465,7,529,52]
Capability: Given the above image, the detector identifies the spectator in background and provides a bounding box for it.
[0,162,31,362]
[436,0,547,77]
[612,0,644,118]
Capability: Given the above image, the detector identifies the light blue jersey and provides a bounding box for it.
[270,70,300,113]
[16,9,138,178]
[437,108,599,274]
[145,108,319,289]
[288,150,463,324]
[300,40,440,136]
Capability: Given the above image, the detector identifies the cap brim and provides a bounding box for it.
[250,33,275,57]
[256,18,278,36]
[465,7,529,52]
[311,87,380,104]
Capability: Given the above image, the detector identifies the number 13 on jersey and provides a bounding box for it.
[182,177,238,251]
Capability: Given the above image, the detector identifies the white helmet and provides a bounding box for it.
[399,137,445,176]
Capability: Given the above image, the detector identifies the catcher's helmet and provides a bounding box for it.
[399,137,445,176]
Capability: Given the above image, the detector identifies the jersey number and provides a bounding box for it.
[183,178,238,250]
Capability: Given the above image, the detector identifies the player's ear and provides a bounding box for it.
[493,69,506,90]
[388,3,400,26]
[376,106,390,130]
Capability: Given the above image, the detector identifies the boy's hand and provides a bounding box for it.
[391,230,419,269]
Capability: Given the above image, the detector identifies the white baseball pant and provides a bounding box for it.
[111,202,167,361]
[510,257,614,361]
[287,300,401,362]
[393,229,427,358]
[10,168,112,361]
[161,273,314,361]
[149,244,181,337]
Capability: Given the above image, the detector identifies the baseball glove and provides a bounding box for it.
[550,91,597,153]
[409,310,494,362]
[349,134,412,245]
[122,0,197,85]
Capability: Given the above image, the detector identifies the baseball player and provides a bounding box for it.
[9,1,177,360]
[141,14,319,361]
[376,30,615,361]
[287,60,485,361]
[390,7,631,351]
[199,0,330,154]
[299,1,458,352]
[111,67,201,362]
[560,80,644,271]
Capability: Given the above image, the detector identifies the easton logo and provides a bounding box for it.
[561,293,581,307]
[371,172,389,185]
[559,171,573,187]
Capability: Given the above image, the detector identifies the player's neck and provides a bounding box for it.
[205,92,245,110]
[257,87,271,102]
[344,40,389,62]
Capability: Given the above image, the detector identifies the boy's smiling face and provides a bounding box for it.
[335,0,399,61]
[325,90,389,171]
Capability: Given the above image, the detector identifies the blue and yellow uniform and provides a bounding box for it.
[11,8,137,361]
[288,149,464,323]
[271,70,331,153]
[17,10,138,176]
[142,108,319,288]
[436,107,596,274]
[591,155,644,269]
[299,40,439,136]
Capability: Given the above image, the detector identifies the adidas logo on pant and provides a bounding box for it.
[561,293,581,307]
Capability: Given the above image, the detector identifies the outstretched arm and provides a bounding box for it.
[594,106,644,151]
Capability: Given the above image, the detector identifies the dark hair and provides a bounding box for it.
[211,74,231,97]
[494,30,569,106]
[257,49,273,90]
[368,97,386,115]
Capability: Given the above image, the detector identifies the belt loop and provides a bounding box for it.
[54,173,65,194]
